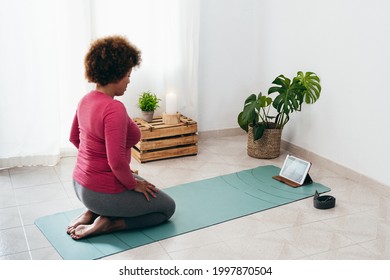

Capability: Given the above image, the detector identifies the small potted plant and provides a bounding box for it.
[238,71,322,158]
[138,91,161,122]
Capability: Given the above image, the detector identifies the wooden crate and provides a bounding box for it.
[131,115,198,163]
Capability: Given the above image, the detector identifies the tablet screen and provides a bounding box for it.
[279,155,311,185]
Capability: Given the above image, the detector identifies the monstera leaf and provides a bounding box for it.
[268,74,305,114]
[237,92,272,139]
[296,71,321,104]
[267,72,322,129]
[237,94,258,132]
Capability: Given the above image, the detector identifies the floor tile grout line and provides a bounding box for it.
[2,168,32,259]
[17,206,33,260]
[10,169,33,260]
[10,180,62,190]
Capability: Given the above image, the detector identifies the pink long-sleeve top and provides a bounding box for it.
[70,91,141,194]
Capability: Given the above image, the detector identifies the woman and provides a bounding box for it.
[68,35,176,240]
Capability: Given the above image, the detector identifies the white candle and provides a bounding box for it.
[166,92,177,114]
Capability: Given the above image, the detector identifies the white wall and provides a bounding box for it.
[198,0,260,131]
[198,0,390,186]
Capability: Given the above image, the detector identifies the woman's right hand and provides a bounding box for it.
[134,178,158,201]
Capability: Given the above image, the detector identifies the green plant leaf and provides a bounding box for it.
[268,86,282,94]
[253,123,266,141]
[138,91,161,111]
[269,73,308,119]
[237,111,249,132]
[296,71,321,104]
[241,100,259,124]
[270,80,301,114]
[272,75,290,89]
[259,95,272,108]
[237,92,274,136]
[244,94,257,105]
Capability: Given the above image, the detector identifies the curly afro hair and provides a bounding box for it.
[84,35,142,86]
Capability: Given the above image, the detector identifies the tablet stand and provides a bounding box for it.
[272,173,313,188]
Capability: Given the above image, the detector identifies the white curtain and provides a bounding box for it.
[0,0,199,168]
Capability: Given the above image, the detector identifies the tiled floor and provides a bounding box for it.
[1,134,390,260]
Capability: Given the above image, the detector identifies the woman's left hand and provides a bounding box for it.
[134,179,158,201]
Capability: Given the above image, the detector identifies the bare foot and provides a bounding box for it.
[69,216,126,240]
[67,210,98,234]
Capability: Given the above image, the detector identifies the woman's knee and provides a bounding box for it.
[165,195,176,220]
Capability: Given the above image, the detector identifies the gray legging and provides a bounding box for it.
[73,175,176,230]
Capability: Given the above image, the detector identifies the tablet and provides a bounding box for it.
[279,155,311,185]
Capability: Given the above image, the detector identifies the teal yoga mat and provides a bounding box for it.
[35,165,331,260]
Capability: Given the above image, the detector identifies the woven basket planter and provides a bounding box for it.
[247,124,282,159]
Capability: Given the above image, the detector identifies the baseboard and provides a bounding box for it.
[0,154,60,168]
[60,147,78,158]
[281,139,390,190]
[198,127,245,138]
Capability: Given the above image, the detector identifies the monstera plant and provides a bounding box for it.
[238,71,322,141]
